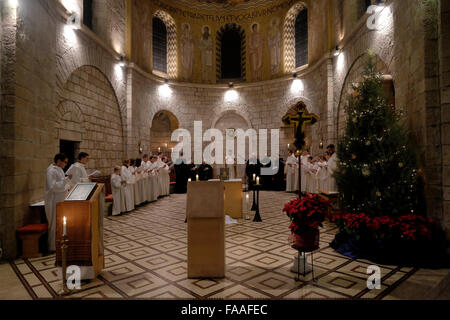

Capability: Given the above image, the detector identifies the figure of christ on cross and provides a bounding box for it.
[282,101,318,197]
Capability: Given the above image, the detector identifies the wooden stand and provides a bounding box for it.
[56,184,105,280]
[186,181,225,279]
[224,180,243,219]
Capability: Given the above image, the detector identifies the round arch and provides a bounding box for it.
[150,110,180,154]
[336,53,394,139]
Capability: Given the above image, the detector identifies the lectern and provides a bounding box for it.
[186,181,225,278]
[56,183,105,280]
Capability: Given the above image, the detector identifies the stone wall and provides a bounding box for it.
[440,0,450,240]
[1,0,449,259]
[58,65,125,173]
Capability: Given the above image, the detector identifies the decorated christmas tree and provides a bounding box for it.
[335,53,420,217]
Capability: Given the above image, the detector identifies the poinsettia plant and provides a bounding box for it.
[332,212,441,242]
[283,193,331,234]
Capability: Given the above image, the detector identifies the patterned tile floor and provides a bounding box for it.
[10,191,419,300]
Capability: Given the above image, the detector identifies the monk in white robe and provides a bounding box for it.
[121,159,135,212]
[66,152,89,185]
[326,145,338,192]
[45,154,72,252]
[285,151,297,192]
[156,153,170,196]
[300,151,309,193]
[317,157,328,192]
[111,166,126,216]
[148,156,160,200]
[140,155,151,202]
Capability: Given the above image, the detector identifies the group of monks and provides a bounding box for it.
[285,144,338,194]
[110,153,171,216]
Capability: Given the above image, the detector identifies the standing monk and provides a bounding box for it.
[45,153,72,252]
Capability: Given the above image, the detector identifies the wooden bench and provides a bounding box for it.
[17,224,48,258]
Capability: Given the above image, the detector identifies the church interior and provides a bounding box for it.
[1,0,450,301]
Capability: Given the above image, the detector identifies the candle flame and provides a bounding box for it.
[63,216,66,224]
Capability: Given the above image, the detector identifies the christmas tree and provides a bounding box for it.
[335,53,420,217]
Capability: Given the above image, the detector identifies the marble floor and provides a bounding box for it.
[2,191,431,299]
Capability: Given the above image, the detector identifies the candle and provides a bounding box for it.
[158,147,161,152]
[63,216,67,236]
[256,176,260,185]
[165,143,168,148]
[288,143,290,149]
[188,178,192,182]
[253,174,256,181]
[196,174,199,181]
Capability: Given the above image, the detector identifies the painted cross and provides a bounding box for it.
[282,101,318,151]
[282,101,318,197]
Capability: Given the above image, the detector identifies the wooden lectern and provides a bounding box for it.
[186,181,225,279]
[224,179,243,219]
[56,183,105,280]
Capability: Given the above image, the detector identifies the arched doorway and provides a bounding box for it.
[213,111,251,179]
[150,110,180,156]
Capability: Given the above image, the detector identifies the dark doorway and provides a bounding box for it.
[221,29,242,79]
[83,0,93,30]
[60,140,79,172]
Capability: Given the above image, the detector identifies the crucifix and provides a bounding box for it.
[282,101,318,197]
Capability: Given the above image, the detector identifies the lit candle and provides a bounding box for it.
[165,143,168,148]
[245,194,250,220]
[256,176,260,185]
[158,147,161,152]
[188,178,192,182]
[288,143,290,149]
[253,174,256,182]
[63,216,67,237]
[196,174,199,181]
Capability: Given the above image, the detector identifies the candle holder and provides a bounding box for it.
[58,235,70,296]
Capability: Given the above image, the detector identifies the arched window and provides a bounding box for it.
[221,29,242,79]
[295,8,308,68]
[152,17,167,74]
[152,10,178,79]
[284,2,308,73]
[217,24,246,81]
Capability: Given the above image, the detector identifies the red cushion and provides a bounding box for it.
[105,194,113,201]
[17,224,48,234]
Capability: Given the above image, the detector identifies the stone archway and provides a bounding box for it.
[58,65,125,174]
[150,110,180,155]
[336,53,394,139]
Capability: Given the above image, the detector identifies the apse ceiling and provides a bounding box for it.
[163,0,279,11]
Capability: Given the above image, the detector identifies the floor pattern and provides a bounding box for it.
[10,191,418,300]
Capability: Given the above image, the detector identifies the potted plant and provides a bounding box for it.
[283,193,330,251]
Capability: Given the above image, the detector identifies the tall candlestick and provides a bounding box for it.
[245,193,250,220]
[196,174,199,181]
[253,174,256,182]
[63,216,67,236]
[256,176,260,185]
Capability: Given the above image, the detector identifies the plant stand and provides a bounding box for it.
[291,248,316,282]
